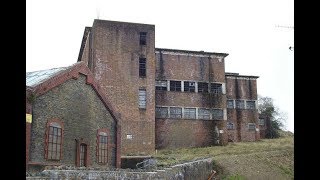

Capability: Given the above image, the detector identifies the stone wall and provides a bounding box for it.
[27,158,214,180]
[29,74,118,169]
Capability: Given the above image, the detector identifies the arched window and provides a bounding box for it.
[45,120,63,160]
[97,129,109,164]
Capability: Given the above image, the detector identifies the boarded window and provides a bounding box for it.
[227,100,234,109]
[236,100,245,109]
[184,108,196,119]
[198,108,210,120]
[139,89,146,109]
[170,107,182,119]
[156,107,168,118]
[170,81,181,92]
[246,101,256,109]
[156,80,167,91]
[139,58,146,77]
[212,109,223,120]
[140,32,147,45]
[211,83,222,94]
[227,122,234,130]
[259,118,265,126]
[184,81,195,92]
[248,123,256,131]
[198,82,208,93]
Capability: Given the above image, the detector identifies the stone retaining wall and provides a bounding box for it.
[26,158,213,180]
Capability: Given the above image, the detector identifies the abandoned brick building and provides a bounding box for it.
[26,19,262,170]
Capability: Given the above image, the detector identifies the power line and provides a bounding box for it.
[275,25,294,29]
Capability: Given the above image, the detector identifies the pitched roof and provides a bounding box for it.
[26,62,121,124]
[26,67,68,87]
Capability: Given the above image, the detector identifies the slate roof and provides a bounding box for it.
[26,67,69,87]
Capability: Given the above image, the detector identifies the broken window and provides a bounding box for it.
[140,32,147,45]
[170,107,182,119]
[139,58,146,77]
[246,101,256,109]
[212,109,223,120]
[156,107,168,118]
[139,89,146,109]
[210,83,222,94]
[198,108,210,120]
[198,82,208,93]
[235,100,245,109]
[184,81,195,92]
[184,108,196,119]
[227,122,234,130]
[248,123,256,131]
[170,81,181,92]
[259,118,265,126]
[156,80,167,91]
[227,100,234,109]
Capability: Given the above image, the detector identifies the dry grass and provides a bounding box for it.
[154,135,293,179]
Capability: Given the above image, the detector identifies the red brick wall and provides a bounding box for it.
[226,75,260,142]
[155,50,228,148]
[156,119,227,149]
[89,20,156,156]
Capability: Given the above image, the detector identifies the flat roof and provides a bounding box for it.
[155,48,229,57]
[225,72,259,78]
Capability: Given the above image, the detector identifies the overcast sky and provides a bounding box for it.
[26,0,294,132]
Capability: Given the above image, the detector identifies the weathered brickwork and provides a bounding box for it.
[29,75,118,170]
[259,114,270,139]
[81,20,156,156]
[226,74,260,142]
[155,49,229,148]
[156,119,225,149]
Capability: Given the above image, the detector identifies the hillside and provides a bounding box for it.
[154,133,294,179]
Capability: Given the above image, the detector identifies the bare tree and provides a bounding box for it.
[258,95,287,138]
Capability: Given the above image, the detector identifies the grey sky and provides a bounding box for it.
[27,0,294,132]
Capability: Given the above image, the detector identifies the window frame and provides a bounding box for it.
[45,119,64,161]
[248,123,256,131]
[139,58,146,77]
[170,81,181,92]
[140,32,147,45]
[198,82,209,93]
[198,108,211,120]
[227,100,234,109]
[184,81,195,92]
[212,109,224,120]
[139,89,147,109]
[235,100,245,109]
[155,80,167,91]
[156,107,169,118]
[169,107,182,119]
[246,100,256,110]
[227,122,235,130]
[184,108,196,119]
[210,83,222,94]
[96,129,109,165]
